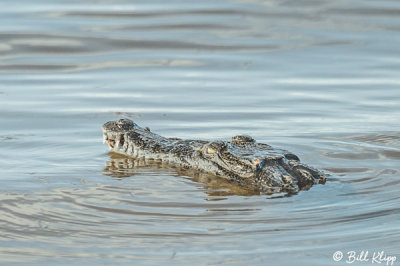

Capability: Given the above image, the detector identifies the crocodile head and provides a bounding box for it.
[103,119,326,193]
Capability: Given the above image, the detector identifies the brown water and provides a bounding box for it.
[1,0,400,265]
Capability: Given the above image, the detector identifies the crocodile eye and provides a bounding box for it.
[285,153,300,161]
[207,147,216,154]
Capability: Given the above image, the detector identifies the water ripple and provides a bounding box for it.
[1,0,400,264]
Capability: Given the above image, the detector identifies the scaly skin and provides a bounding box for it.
[102,119,326,193]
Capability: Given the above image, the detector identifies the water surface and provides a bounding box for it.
[0,0,400,265]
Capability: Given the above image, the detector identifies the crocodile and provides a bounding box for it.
[102,119,326,194]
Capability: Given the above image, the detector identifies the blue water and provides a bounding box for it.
[0,0,399,265]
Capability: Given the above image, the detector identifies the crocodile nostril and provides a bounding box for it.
[117,119,135,130]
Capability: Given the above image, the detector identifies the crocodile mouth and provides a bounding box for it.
[103,132,126,151]
[106,138,116,148]
[103,132,115,149]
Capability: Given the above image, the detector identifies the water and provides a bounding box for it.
[1,0,399,265]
